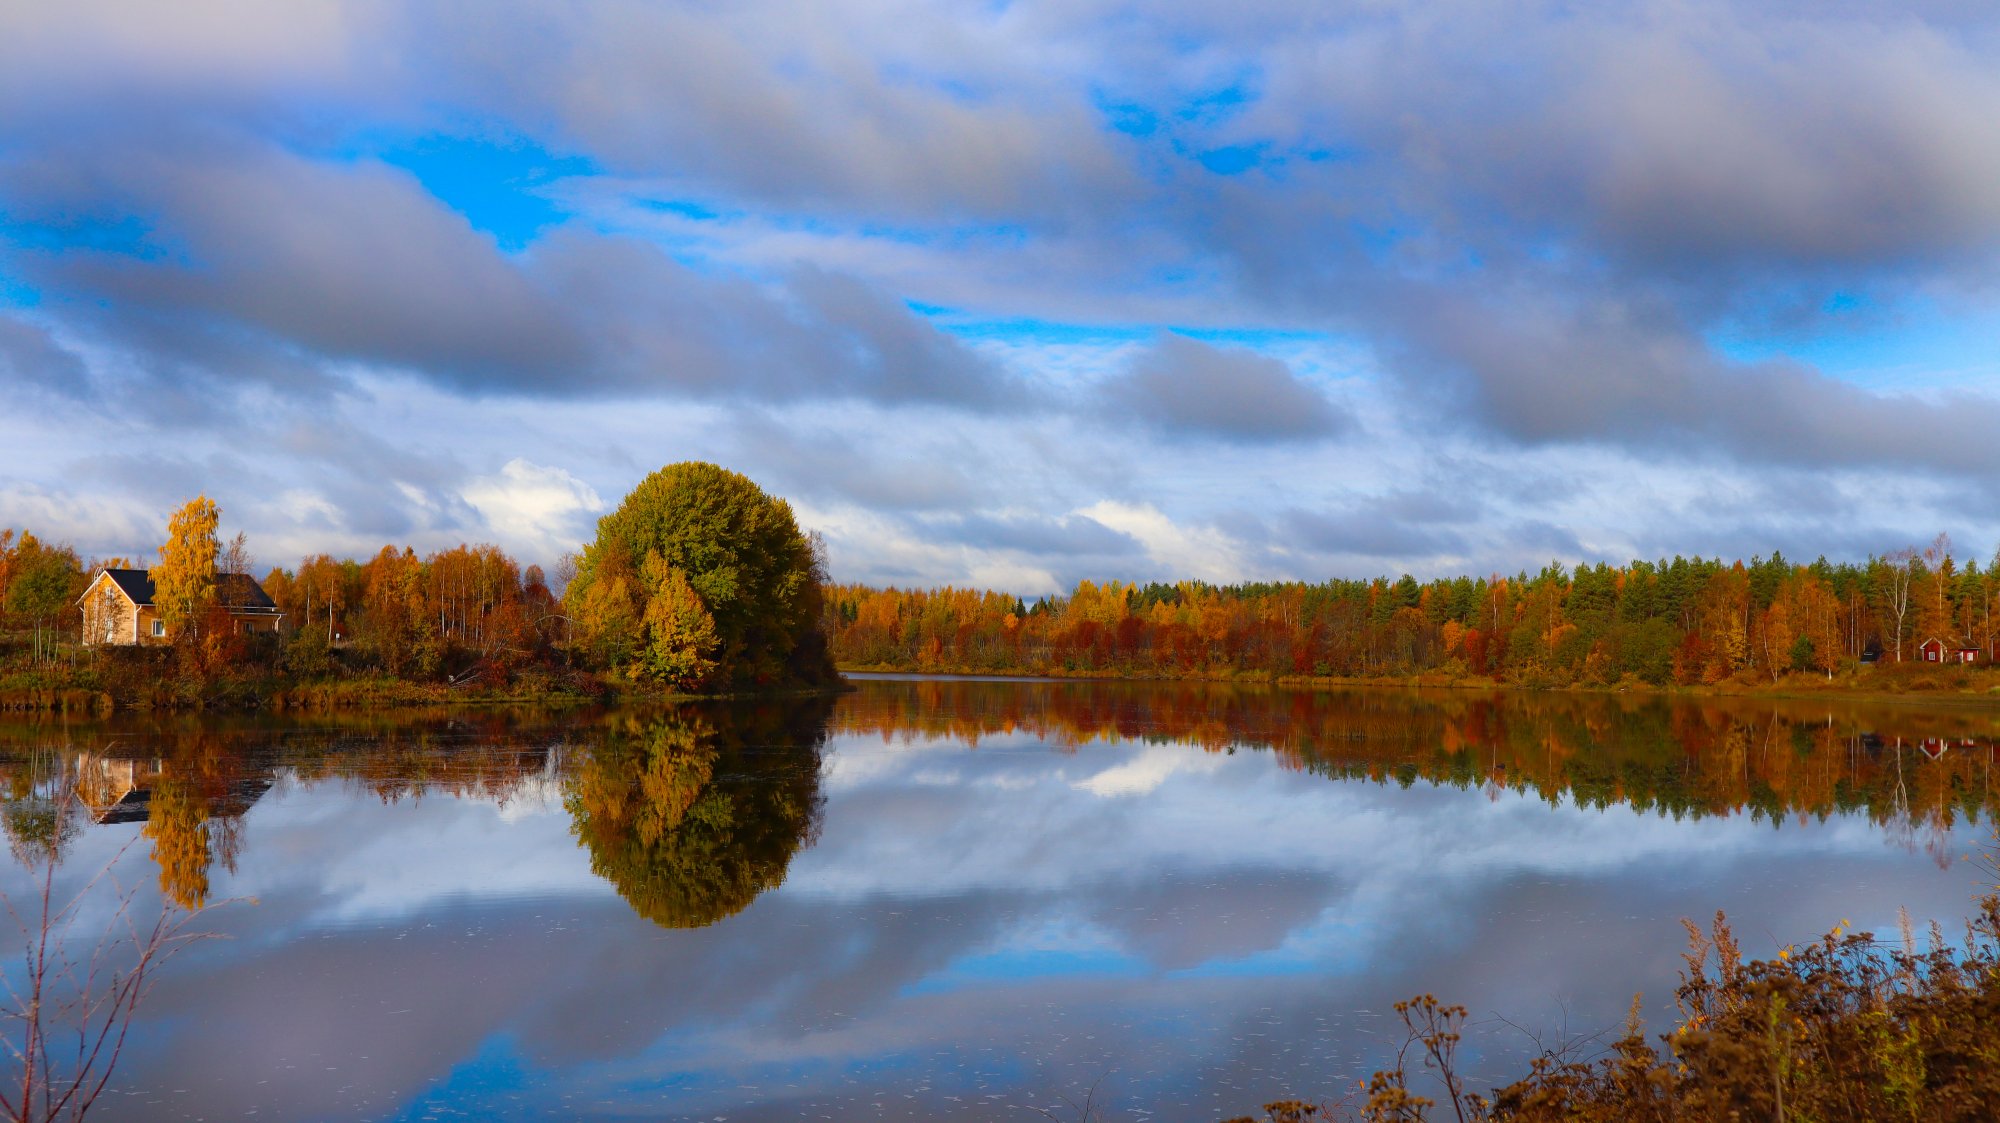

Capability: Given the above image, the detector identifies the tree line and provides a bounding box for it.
[0,513,569,683]
[0,463,835,697]
[825,535,2000,685]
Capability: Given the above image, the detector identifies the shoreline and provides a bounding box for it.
[0,664,850,716]
[837,662,2000,708]
[6,655,1997,716]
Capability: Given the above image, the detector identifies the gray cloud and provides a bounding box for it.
[1285,509,1468,562]
[1,135,1020,412]
[447,0,1140,223]
[927,512,1143,558]
[0,312,89,399]
[1184,2,2000,283]
[723,413,994,513]
[1103,334,1350,443]
[1386,285,2000,477]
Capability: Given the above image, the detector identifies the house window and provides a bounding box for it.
[151,620,165,638]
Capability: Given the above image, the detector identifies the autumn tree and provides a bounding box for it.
[292,554,350,643]
[634,552,720,689]
[567,463,835,690]
[1783,570,1843,676]
[4,534,82,662]
[143,777,212,911]
[571,539,641,670]
[359,546,439,677]
[151,497,220,640]
[219,532,253,581]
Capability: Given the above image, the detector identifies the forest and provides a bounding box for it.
[11,508,2000,704]
[825,535,2000,688]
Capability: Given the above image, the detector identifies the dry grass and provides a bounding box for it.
[1229,841,2000,1123]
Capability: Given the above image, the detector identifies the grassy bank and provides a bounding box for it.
[1223,847,2000,1123]
[0,634,844,714]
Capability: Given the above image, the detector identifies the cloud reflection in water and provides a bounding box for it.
[0,681,1986,1121]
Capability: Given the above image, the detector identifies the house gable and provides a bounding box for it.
[78,571,143,646]
[103,568,156,606]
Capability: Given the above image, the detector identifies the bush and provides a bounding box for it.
[1231,850,2000,1122]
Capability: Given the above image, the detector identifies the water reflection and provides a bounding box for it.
[843,679,2000,857]
[3,687,1995,901]
[569,701,830,928]
[0,683,1990,1120]
[0,700,833,928]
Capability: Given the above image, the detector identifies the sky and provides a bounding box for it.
[4,0,2000,594]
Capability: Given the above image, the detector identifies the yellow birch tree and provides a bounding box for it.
[635,551,720,690]
[151,497,219,640]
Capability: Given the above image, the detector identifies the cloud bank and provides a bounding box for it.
[4,1,2000,585]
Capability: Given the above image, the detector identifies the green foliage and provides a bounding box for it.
[281,623,335,678]
[4,538,79,625]
[4,535,82,662]
[568,462,834,691]
[564,698,831,928]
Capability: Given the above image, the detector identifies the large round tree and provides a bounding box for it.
[566,462,834,691]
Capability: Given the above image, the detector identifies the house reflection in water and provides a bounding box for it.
[72,753,164,825]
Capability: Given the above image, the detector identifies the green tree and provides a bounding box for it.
[4,535,82,663]
[567,463,834,690]
[152,497,220,640]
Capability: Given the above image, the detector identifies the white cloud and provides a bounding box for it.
[1075,744,1227,797]
[1073,499,1247,583]
[460,458,605,562]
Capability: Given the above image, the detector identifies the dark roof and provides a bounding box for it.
[217,573,280,611]
[102,568,154,605]
[96,568,279,613]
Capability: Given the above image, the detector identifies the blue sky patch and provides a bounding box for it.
[389,1033,535,1121]
[1196,143,1272,177]
[368,131,595,251]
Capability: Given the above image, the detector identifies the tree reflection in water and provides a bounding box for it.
[0,685,1994,924]
[565,696,832,928]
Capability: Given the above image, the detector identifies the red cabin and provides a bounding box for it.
[1917,636,1982,664]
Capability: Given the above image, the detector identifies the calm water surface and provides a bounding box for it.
[1,678,1994,1120]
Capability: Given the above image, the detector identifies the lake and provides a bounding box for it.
[1,676,1993,1120]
